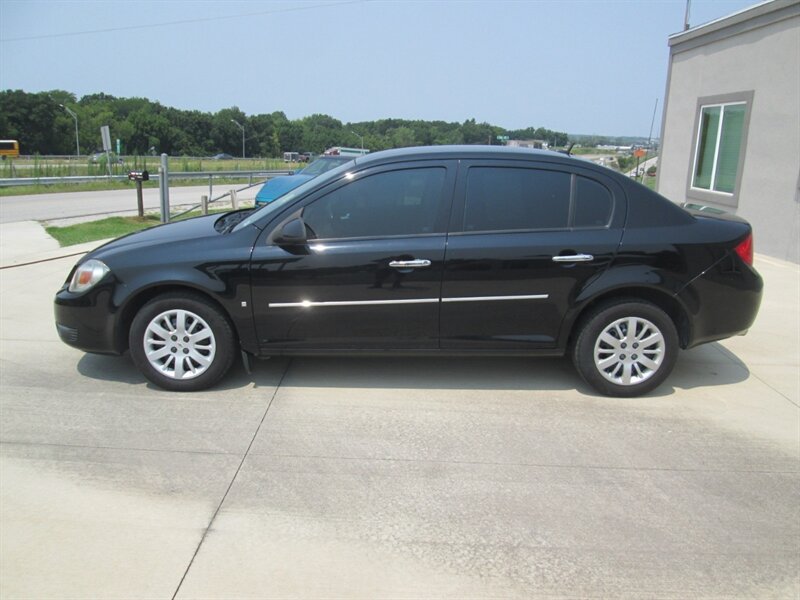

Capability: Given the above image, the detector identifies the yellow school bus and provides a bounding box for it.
[0,140,20,159]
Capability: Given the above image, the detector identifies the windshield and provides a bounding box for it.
[233,158,356,232]
[300,156,354,177]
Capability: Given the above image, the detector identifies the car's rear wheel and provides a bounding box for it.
[572,299,678,397]
[129,293,236,391]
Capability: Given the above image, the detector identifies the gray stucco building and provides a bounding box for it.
[657,0,800,263]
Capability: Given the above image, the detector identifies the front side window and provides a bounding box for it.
[692,102,746,194]
[302,167,446,240]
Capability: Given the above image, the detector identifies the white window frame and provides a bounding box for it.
[690,101,745,195]
[685,91,753,209]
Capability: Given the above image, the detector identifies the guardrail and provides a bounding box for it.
[0,170,292,188]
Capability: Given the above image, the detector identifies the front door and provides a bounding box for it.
[249,163,455,350]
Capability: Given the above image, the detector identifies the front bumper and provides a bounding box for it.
[54,284,123,355]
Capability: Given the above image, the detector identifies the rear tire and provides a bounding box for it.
[129,292,236,392]
[572,299,678,397]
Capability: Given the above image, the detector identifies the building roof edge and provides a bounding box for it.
[668,0,799,49]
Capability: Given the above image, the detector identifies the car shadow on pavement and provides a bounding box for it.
[75,341,750,398]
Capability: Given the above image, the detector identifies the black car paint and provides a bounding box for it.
[55,146,762,365]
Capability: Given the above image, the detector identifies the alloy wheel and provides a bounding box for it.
[143,309,217,380]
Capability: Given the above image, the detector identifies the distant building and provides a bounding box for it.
[657,0,800,263]
[507,139,548,150]
[597,145,633,153]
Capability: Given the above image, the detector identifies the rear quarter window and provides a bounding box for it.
[574,176,613,227]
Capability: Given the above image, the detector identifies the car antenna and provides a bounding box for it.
[558,142,575,157]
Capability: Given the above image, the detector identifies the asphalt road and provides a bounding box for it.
[0,229,797,598]
[0,184,259,224]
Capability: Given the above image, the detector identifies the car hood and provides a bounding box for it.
[87,213,222,261]
[255,174,312,203]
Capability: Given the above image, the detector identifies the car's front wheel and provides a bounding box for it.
[129,293,236,391]
[572,299,678,397]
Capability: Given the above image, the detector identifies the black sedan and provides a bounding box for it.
[55,146,762,397]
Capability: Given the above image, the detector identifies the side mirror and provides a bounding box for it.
[275,217,307,246]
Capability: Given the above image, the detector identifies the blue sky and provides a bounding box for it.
[0,0,758,136]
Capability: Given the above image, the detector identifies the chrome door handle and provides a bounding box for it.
[552,254,594,263]
[389,259,431,269]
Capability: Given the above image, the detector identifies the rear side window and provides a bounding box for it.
[303,167,446,240]
[464,167,571,232]
[574,176,613,227]
[463,167,615,232]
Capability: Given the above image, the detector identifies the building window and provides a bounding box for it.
[691,102,746,194]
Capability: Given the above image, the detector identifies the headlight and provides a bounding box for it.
[68,259,110,293]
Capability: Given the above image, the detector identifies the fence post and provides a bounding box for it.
[201,195,208,215]
[159,153,170,223]
[230,189,238,210]
[136,180,144,218]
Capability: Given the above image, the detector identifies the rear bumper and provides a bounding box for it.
[677,257,763,348]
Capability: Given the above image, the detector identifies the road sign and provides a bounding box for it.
[633,148,646,158]
[100,126,111,152]
[497,135,510,141]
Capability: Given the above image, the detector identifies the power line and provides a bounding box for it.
[0,0,365,43]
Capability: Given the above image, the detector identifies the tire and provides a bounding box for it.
[129,292,236,392]
[572,299,678,397]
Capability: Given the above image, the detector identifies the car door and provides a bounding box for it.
[440,160,626,350]
[250,161,456,350]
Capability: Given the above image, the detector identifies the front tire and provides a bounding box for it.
[129,293,236,391]
[572,299,678,397]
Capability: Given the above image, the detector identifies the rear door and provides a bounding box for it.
[440,160,626,350]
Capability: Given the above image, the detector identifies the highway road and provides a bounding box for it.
[0,184,260,224]
[627,156,659,177]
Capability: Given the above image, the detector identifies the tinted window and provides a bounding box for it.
[464,167,570,232]
[303,167,446,239]
[574,176,613,227]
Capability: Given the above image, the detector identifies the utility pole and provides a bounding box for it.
[351,130,364,152]
[684,0,691,30]
[60,104,80,156]
[648,98,659,148]
[230,119,245,158]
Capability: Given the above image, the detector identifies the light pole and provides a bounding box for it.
[230,119,245,158]
[351,130,364,152]
[60,104,80,157]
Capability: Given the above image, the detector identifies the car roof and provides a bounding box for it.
[350,144,585,168]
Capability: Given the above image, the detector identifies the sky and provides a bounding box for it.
[0,0,760,137]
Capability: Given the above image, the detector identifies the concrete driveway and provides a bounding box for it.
[0,231,798,598]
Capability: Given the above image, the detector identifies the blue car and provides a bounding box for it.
[255,155,355,206]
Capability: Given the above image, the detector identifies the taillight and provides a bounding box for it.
[734,232,754,266]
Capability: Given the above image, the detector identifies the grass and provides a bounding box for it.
[0,155,287,196]
[46,215,162,246]
[45,208,229,247]
[1,155,290,179]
